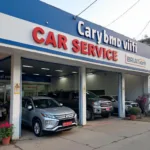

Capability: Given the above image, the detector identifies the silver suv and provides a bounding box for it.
[22,96,77,136]
[100,95,139,114]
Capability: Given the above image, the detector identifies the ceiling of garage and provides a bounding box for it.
[22,58,79,77]
[0,56,116,78]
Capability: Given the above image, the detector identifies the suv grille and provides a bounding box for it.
[132,104,138,107]
[100,102,112,107]
[55,113,74,120]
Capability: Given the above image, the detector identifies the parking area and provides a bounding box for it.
[1,118,150,150]
[0,56,147,138]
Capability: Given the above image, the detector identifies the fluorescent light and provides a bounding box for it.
[46,75,52,77]
[23,65,33,68]
[59,76,66,79]
[41,68,50,71]
[33,74,39,76]
[0,70,4,72]
[55,70,63,72]
[72,71,78,74]
[87,73,94,76]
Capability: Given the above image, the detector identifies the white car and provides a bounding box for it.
[99,95,139,114]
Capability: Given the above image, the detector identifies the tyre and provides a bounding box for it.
[32,119,43,137]
[86,108,94,120]
[101,113,110,118]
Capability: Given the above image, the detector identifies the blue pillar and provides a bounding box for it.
[118,73,125,118]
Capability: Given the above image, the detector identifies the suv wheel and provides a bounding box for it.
[33,119,43,137]
[87,109,94,120]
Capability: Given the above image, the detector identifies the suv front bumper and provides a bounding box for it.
[43,117,77,132]
[93,106,113,115]
[101,106,113,113]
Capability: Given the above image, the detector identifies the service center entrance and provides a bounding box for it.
[0,51,149,140]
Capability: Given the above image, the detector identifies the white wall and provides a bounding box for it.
[86,72,118,95]
[50,72,118,95]
[125,74,144,101]
[51,74,79,91]
[50,72,144,101]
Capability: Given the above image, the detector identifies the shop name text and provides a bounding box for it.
[77,21,137,53]
[32,27,118,62]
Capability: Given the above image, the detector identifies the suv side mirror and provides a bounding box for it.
[27,105,33,111]
[111,99,116,102]
[60,103,63,107]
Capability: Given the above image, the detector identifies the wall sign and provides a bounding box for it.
[32,27,118,62]
[125,54,146,68]
[14,83,20,94]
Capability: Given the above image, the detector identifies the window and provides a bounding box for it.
[33,98,59,109]
[86,91,98,99]
[22,99,26,108]
[112,96,118,101]
[25,99,33,108]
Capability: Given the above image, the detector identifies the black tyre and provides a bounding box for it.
[32,119,43,137]
[101,113,110,118]
[86,108,94,120]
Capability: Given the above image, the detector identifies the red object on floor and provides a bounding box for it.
[2,136,11,145]
[130,115,136,121]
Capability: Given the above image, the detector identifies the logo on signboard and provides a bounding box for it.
[125,54,146,68]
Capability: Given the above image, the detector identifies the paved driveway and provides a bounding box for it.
[1,117,150,150]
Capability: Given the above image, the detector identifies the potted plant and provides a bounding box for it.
[128,107,141,121]
[0,122,13,145]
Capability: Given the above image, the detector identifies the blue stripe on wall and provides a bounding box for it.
[0,38,149,73]
[0,0,150,59]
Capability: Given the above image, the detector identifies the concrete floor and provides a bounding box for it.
[1,117,150,150]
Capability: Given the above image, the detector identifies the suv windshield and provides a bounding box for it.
[86,91,98,99]
[33,99,60,109]
[112,96,118,101]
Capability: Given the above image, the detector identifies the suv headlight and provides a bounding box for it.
[93,101,100,106]
[126,105,132,110]
[41,113,55,119]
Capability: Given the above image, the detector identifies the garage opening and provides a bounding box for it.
[21,58,79,137]
[0,55,11,125]
[0,55,147,138]
[86,68,145,119]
